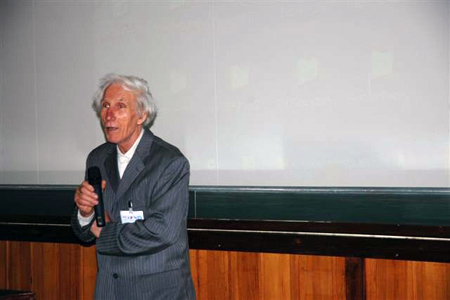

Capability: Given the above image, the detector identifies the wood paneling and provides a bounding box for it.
[229,251,260,300]
[2,241,450,300]
[290,254,346,300]
[59,243,82,300]
[0,241,6,287]
[366,258,450,300]
[8,241,32,290]
[345,257,365,300]
[0,241,96,300]
[30,243,59,300]
[29,243,81,300]
[190,249,230,299]
[259,253,291,300]
[189,250,346,300]
[80,246,97,300]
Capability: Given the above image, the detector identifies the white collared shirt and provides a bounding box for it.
[78,129,145,226]
[117,129,144,179]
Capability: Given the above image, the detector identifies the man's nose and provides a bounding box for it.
[105,108,115,120]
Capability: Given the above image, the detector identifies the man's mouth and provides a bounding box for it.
[106,126,119,132]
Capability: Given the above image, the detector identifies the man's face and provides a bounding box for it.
[100,83,147,153]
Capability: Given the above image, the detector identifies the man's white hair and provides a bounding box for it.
[92,73,157,128]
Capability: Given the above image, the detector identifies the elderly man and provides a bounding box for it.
[71,74,195,300]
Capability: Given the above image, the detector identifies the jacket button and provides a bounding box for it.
[113,273,118,279]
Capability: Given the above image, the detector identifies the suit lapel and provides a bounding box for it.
[104,146,120,193]
[116,130,154,200]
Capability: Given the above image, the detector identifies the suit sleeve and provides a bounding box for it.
[95,156,190,256]
[70,154,96,243]
[71,208,96,243]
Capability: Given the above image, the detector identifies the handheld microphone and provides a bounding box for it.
[87,166,105,227]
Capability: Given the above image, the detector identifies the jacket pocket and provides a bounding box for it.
[137,268,182,294]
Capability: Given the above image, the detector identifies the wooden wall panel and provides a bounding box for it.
[229,251,260,300]
[259,253,291,300]
[0,242,96,300]
[291,255,346,300]
[0,241,6,287]
[8,241,32,291]
[2,241,450,300]
[58,243,81,299]
[189,250,347,300]
[345,257,364,300]
[30,243,59,300]
[80,246,97,300]
[366,259,450,300]
[412,261,450,299]
[190,249,231,299]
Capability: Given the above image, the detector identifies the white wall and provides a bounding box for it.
[0,0,449,187]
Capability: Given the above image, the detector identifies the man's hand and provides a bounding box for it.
[90,212,111,238]
[74,180,106,217]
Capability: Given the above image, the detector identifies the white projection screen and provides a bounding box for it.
[0,0,449,187]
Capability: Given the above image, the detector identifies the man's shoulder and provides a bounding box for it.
[145,133,189,169]
[87,142,115,160]
[151,135,184,158]
[147,134,190,174]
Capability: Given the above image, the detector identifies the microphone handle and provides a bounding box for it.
[92,183,105,227]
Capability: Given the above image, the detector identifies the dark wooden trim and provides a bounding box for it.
[0,290,36,299]
[186,219,450,262]
[190,185,450,194]
[187,219,450,238]
[187,226,450,263]
[2,216,450,262]
[4,216,449,238]
[345,257,365,300]
[0,215,88,245]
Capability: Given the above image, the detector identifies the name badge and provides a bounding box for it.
[120,210,144,224]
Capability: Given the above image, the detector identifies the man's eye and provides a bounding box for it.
[101,103,109,109]
[119,103,126,109]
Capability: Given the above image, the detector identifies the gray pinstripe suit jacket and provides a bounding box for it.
[71,129,196,300]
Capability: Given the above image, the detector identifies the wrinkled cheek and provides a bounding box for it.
[100,119,107,129]
[104,129,118,141]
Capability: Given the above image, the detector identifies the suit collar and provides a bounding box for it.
[115,129,154,200]
[103,129,154,197]
[104,145,119,193]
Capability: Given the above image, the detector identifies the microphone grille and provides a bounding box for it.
[87,166,102,184]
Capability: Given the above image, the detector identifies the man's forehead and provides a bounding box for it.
[102,83,135,101]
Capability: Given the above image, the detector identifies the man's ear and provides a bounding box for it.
[137,112,148,126]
